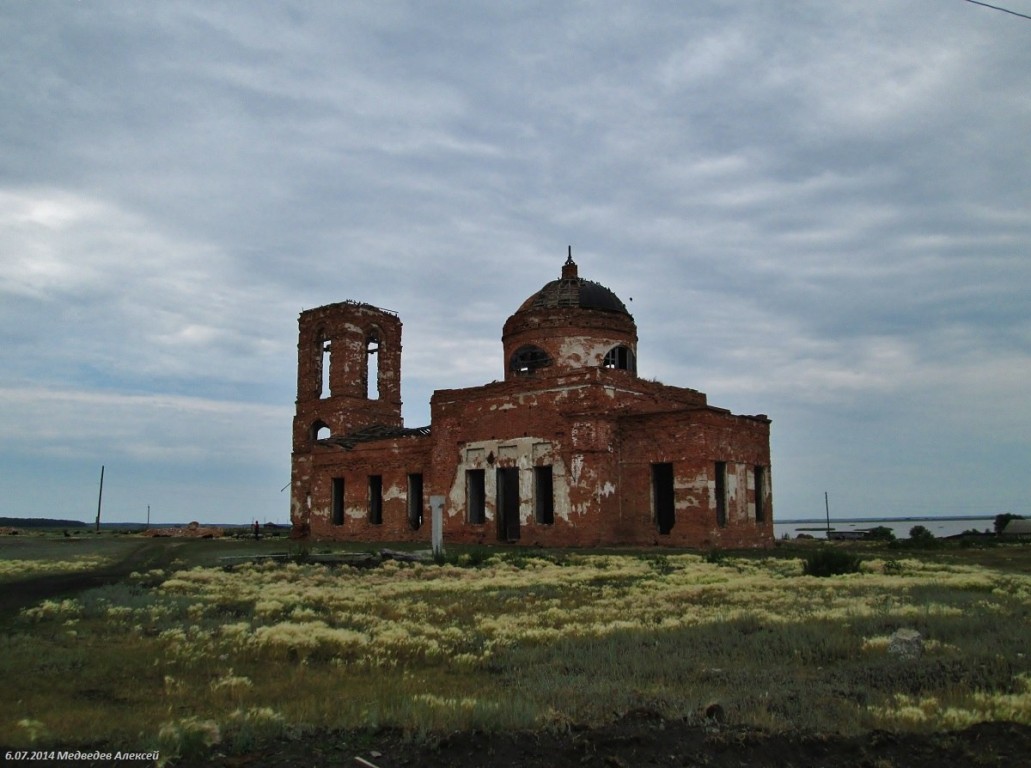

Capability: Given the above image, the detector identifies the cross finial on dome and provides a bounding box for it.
[562,245,578,279]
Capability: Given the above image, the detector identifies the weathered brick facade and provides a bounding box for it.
[291,253,773,548]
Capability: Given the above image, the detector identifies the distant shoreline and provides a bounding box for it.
[3,514,1002,530]
[0,517,282,529]
[777,515,997,525]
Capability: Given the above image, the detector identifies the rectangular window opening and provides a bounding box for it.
[331,477,344,526]
[754,466,766,524]
[366,338,379,400]
[715,462,727,528]
[497,467,520,541]
[368,475,383,525]
[652,462,675,535]
[466,469,485,524]
[534,465,554,525]
[407,473,424,531]
[321,340,332,399]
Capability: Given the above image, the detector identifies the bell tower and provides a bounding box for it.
[292,301,403,454]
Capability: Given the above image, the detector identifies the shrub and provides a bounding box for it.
[157,717,221,766]
[649,554,676,575]
[906,525,940,547]
[437,547,494,567]
[882,558,904,575]
[803,548,862,577]
[864,526,896,542]
[704,549,728,566]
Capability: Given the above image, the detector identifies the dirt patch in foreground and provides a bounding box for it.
[207,715,1031,768]
[9,718,1030,768]
[0,541,181,621]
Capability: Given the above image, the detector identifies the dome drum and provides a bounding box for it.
[502,251,638,380]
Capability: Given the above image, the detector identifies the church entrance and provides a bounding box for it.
[653,462,675,534]
[496,467,520,541]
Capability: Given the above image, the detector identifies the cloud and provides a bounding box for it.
[0,1,1028,524]
[0,385,290,466]
[0,188,295,397]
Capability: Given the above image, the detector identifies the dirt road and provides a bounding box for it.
[0,540,180,620]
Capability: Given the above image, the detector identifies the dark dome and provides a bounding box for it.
[516,254,630,315]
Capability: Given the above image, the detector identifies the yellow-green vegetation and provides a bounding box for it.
[2,543,1030,760]
[0,555,114,580]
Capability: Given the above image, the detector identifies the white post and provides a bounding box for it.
[430,495,445,558]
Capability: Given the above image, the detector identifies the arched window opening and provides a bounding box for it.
[603,345,636,373]
[320,336,332,398]
[311,421,331,442]
[366,332,380,400]
[510,345,551,375]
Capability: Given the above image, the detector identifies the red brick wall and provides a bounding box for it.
[617,410,773,548]
[292,302,403,454]
[502,307,638,380]
[291,302,773,550]
[297,435,433,542]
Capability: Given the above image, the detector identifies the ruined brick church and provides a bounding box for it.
[290,251,772,548]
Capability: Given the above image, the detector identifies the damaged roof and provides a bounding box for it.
[316,424,431,450]
[515,252,631,316]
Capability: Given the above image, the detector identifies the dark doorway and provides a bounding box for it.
[368,475,383,525]
[331,478,344,526]
[407,473,423,530]
[652,462,675,535]
[467,469,486,524]
[753,466,766,524]
[715,462,727,528]
[496,467,520,541]
[534,465,554,525]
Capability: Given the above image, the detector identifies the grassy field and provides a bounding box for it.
[1,532,1029,763]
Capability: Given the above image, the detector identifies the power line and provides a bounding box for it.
[965,0,1031,21]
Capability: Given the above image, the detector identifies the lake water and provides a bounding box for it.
[773,517,996,541]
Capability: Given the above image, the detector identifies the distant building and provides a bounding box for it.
[290,251,773,548]
[1001,518,1031,539]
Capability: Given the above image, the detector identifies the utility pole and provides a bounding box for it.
[146,504,150,530]
[95,465,105,533]
[824,491,831,535]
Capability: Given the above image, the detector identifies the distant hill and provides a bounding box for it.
[0,518,284,530]
[0,517,89,528]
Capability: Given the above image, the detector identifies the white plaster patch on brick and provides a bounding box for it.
[729,463,751,523]
[384,482,405,502]
[553,473,572,523]
[446,470,465,518]
[532,441,553,461]
[448,436,557,521]
[557,336,619,368]
[519,469,532,524]
[557,336,590,366]
[497,444,518,460]
[674,476,695,512]
[572,421,596,448]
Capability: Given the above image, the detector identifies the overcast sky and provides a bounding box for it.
[2,1,1029,526]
